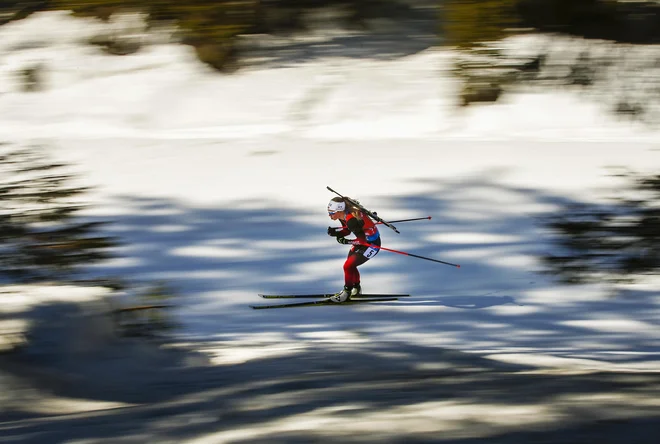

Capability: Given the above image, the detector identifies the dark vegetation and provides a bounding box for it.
[446,1,660,116]
[444,0,660,48]
[1,1,658,66]
[1,0,434,71]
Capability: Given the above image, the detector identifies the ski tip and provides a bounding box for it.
[427,216,432,220]
[457,265,461,268]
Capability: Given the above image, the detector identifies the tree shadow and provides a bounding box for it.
[1,337,659,443]
[58,172,658,370]
[3,171,660,441]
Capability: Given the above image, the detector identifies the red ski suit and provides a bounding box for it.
[334,212,381,287]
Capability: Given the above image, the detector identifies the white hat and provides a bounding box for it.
[327,200,346,213]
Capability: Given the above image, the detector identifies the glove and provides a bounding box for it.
[327,227,341,237]
[336,237,351,245]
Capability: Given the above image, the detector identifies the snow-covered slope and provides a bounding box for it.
[0,12,659,374]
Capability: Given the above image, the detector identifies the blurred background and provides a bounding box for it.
[2,0,659,120]
[1,1,659,443]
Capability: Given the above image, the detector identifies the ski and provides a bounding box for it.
[327,186,400,234]
[259,293,410,299]
[251,297,399,310]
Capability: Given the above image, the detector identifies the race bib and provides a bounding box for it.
[363,246,379,258]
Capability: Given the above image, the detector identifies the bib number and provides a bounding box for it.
[363,246,379,258]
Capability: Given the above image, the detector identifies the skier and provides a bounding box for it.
[327,196,381,303]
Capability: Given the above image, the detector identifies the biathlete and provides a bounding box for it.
[326,196,381,302]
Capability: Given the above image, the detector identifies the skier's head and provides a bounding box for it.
[328,198,346,220]
[328,197,361,220]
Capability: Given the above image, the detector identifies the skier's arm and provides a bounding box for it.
[328,220,351,238]
[346,217,368,245]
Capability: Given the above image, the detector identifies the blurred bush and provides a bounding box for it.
[445,1,660,119]
[49,0,126,20]
[1,1,433,70]
[518,0,660,44]
[0,1,48,25]
[442,0,521,49]
[19,63,45,92]
[47,1,253,71]
[442,0,660,47]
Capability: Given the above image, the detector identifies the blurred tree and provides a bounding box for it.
[442,0,521,48]
[543,171,660,285]
[9,1,434,69]
[517,0,660,43]
[150,1,255,72]
[51,0,255,71]
[49,0,128,20]
[0,1,48,24]
[0,144,116,282]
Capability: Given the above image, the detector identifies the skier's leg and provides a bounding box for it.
[331,253,361,303]
[350,243,380,295]
[332,244,380,303]
[343,252,361,288]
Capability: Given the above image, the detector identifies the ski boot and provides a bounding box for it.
[330,285,352,303]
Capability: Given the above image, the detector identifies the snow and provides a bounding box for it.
[1,11,659,378]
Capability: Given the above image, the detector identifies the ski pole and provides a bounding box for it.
[376,216,432,225]
[364,243,460,268]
